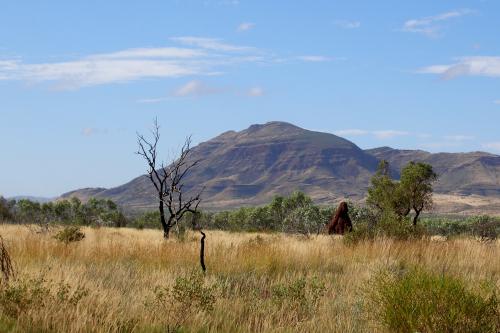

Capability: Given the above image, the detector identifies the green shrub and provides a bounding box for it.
[343,222,376,245]
[421,217,471,237]
[54,226,85,244]
[365,266,499,333]
[271,276,325,321]
[0,275,88,319]
[344,211,425,245]
[146,270,217,328]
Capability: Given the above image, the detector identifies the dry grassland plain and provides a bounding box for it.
[0,225,498,332]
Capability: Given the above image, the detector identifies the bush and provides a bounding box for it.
[421,217,471,237]
[344,211,425,245]
[365,266,499,333]
[54,226,85,244]
[0,275,88,319]
[271,276,325,321]
[471,215,500,241]
[146,270,217,329]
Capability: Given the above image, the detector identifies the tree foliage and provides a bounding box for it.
[12,197,126,228]
[367,160,437,226]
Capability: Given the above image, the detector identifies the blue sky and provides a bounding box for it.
[1,0,499,197]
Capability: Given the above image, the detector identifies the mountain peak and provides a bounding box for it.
[245,121,303,134]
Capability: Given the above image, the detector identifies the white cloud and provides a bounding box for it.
[422,142,461,150]
[403,9,473,37]
[494,100,500,105]
[170,36,254,52]
[417,133,432,139]
[81,128,107,137]
[483,142,500,153]
[297,55,332,62]
[333,129,368,136]
[136,97,170,104]
[246,86,264,97]
[172,80,222,97]
[419,56,500,79]
[0,38,262,89]
[373,130,409,139]
[89,47,206,59]
[333,129,408,139]
[334,20,361,29]
[237,22,255,32]
[444,135,474,141]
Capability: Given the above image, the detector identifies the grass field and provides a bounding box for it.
[0,225,498,332]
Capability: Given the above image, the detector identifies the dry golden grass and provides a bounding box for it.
[0,224,498,332]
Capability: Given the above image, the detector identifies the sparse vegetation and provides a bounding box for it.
[53,226,85,244]
[0,225,496,332]
[365,265,499,332]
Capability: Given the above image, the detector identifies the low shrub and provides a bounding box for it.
[344,212,426,245]
[146,270,217,329]
[365,266,499,333]
[53,226,85,244]
[471,215,500,241]
[0,274,88,319]
[271,276,325,321]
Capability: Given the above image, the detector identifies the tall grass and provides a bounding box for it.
[0,225,497,332]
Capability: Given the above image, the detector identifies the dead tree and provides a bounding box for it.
[136,119,203,239]
[163,137,203,239]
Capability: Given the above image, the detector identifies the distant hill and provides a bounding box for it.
[7,195,54,203]
[366,147,500,197]
[61,122,500,214]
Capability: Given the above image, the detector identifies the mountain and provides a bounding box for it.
[7,195,54,203]
[366,147,500,196]
[61,122,380,209]
[61,122,500,214]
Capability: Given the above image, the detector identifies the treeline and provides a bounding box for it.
[130,191,335,234]
[0,192,334,234]
[1,192,498,239]
[0,196,126,227]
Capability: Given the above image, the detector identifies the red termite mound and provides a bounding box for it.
[327,201,353,235]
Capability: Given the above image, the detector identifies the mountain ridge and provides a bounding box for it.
[60,122,500,214]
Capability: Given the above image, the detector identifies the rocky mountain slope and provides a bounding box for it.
[61,122,500,213]
[366,147,500,196]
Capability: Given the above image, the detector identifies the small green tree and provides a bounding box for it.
[367,161,406,215]
[0,197,15,222]
[367,160,437,226]
[399,162,437,226]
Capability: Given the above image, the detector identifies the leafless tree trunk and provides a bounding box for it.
[199,231,206,272]
[137,119,203,239]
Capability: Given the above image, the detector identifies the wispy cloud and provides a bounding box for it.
[136,97,171,104]
[494,100,500,105]
[138,83,265,102]
[81,128,108,137]
[373,130,409,139]
[246,86,264,97]
[170,36,254,52]
[402,9,473,37]
[172,80,222,97]
[333,129,369,137]
[419,56,500,79]
[482,142,500,153]
[333,129,408,139]
[333,20,361,29]
[297,55,333,62]
[444,135,474,141]
[89,47,206,59]
[0,36,338,90]
[237,22,255,32]
[0,37,262,89]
